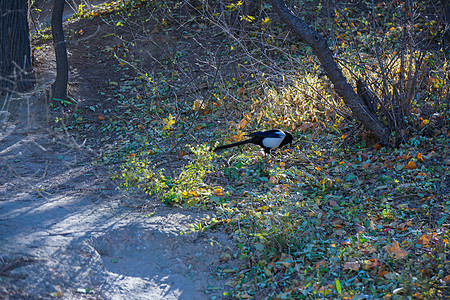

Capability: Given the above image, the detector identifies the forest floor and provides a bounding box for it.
[0,1,240,299]
[1,0,449,299]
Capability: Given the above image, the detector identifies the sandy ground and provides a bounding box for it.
[0,90,237,300]
[0,2,238,298]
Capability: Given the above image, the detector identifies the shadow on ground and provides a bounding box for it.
[1,92,237,300]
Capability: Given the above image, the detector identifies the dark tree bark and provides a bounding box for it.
[0,0,34,95]
[50,0,68,100]
[270,0,392,146]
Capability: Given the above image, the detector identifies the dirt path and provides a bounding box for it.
[0,54,236,300]
[1,2,239,298]
[0,93,236,300]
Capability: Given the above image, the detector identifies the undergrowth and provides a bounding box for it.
[115,144,221,206]
[40,0,450,299]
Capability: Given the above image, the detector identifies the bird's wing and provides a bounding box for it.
[247,129,285,139]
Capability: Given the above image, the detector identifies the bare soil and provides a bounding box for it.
[1,1,238,299]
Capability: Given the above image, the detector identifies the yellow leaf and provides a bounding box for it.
[214,187,223,196]
[236,118,248,130]
[232,130,245,142]
[163,114,176,130]
[189,190,199,197]
[192,99,202,111]
[417,233,433,246]
[417,152,423,161]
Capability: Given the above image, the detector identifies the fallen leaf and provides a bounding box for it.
[365,258,382,269]
[370,219,376,231]
[403,161,417,169]
[416,233,433,246]
[397,222,409,231]
[343,260,360,271]
[222,268,236,273]
[280,253,293,261]
[443,274,450,284]
[298,122,313,132]
[268,176,278,184]
[372,143,382,150]
[384,240,409,258]
[384,272,399,280]
[236,118,248,130]
[97,114,105,121]
[280,261,292,268]
[378,270,389,278]
[163,114,176,130]
[192,99,203,111]
[315,260,326,269]
[214,187,224,196]
[232,130,245,142]
[219,253,231,262]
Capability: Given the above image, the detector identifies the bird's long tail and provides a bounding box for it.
[213,139,252,152]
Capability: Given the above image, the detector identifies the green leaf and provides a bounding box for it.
[345,173,356,181]
[335,279,342,294]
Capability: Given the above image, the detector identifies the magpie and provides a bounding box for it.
[214,129,293,156]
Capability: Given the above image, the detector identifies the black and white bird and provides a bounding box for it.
[214,129,293,157]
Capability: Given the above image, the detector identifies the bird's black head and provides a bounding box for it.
[280,131,293,148]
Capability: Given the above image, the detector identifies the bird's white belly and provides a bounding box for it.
[262,137,283,149]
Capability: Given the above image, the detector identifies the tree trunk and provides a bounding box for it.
[50,0,68,100]
[270,0,391,146]
[0,0,34,95]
